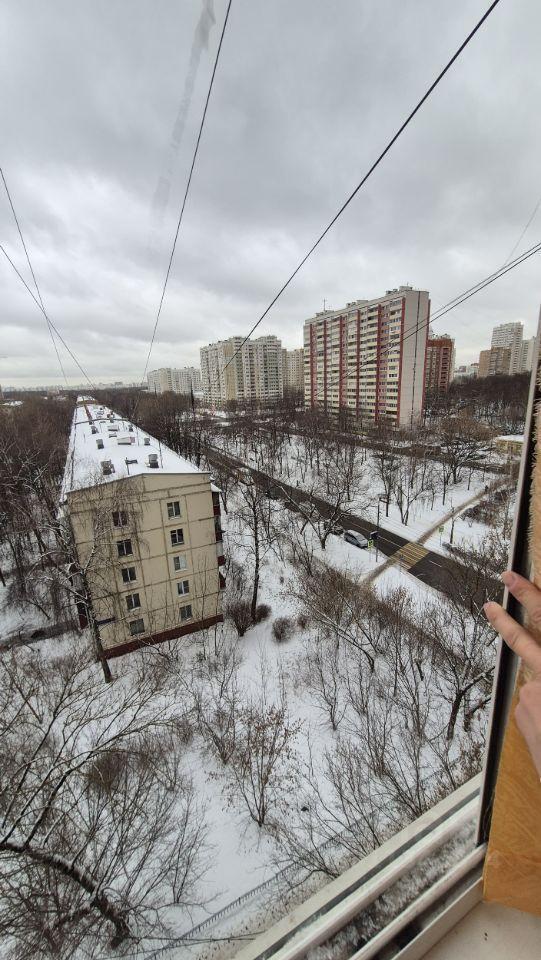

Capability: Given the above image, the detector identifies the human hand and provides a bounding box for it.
[484,571,541,779]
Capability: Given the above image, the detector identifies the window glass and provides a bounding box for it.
[179,604,192,622]
[170,529,184,546]
[173,554,187,572]
[177,580,189,596]
[126,593,140,611]
[117,539,133,557]
[121,567,136,583]
[167,501,181,518]
[129,618,145,636]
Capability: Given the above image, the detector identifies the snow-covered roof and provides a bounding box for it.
[61,400,204,499]
[496,435,524,442]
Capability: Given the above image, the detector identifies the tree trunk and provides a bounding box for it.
[0,839,131,947]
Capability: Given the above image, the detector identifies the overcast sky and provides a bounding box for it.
[1,0,540,387]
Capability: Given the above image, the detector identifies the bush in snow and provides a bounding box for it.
[254,603,271,623]
[272,616,294,643]
[297,612,310,629]
[226,599,252,637]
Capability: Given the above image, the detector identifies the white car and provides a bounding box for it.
[344,530,368,549]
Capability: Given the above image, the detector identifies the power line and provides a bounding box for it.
[502,192,541,267]
[137,0,233,401]
[219,0,503,381]
[0,243,96,390]
[1,166,69,387]
[320,240,541,401]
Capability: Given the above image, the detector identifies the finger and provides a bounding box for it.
[484,601,541,676]
[501,571,541,630]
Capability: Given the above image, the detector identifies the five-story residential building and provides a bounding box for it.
[61,397,224,659]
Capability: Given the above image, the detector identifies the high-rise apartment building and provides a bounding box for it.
[303,286,429,427]
[491,322,524,375]
[478,347,512,378]
[147,366,202,395]
[201,335,283,405]
[522,336,537,374]
[61,398,224,659]
[200,337,245,405]
[282,348,305,392]
[424,335,455,395]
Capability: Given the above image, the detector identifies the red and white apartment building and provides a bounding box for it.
[303,286,430,427]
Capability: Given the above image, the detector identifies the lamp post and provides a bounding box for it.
[375,494,387,562]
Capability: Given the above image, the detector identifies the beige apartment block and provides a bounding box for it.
[282,347,305,392]
[200,337,245,405]
[201,335,283,405]
[478,347,511,378]
[61,398,224,658]
[147,366,202,395]
[304,286,429,427]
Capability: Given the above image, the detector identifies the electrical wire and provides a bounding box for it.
[218,0,503,383]
[0,243,96,390]
[1,166,69,387]
[136,0,233,408]
[502,194,541,267]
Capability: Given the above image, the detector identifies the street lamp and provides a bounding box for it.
[375,493,387,562]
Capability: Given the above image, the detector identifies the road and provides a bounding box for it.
[204,446,476,598]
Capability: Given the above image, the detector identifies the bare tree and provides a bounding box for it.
[302,634,346,731]
[0,642,208,957]
[224,663,301,827]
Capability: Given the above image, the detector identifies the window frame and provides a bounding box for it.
[128,617,145,637]
[170,528,184,546]
[167,500,181,519]
[179,603,193,622]
[112,509,128,528]
[121,566,136,584]
[117,538,133,558]
[176,579,190,597]
[173,554,187,572]
[126,592,141,612]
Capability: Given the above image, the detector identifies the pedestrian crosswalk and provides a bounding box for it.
[391,542,429,570]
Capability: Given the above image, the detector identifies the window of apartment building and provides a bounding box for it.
[167,500,181,519]
[179,604,193,622]
[112,509,128,527]
[177,579,190,596]
[129,618,145,637]
[117,538,133,557]
[126,592,141,612]
[121,566,136,583]
[170,528,184,546]
[173,554,187,572]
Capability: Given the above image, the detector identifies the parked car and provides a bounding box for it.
[344,530,368,549]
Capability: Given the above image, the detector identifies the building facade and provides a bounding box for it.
[147,366,202,395]
[478,347,512,378]
[424,335,455,395]
[282,347,305,392]
[491,322,524,375]
[303,286,430,427]
[201,335,283,405]
[61,398,224,659]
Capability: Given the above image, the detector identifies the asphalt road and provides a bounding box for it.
[205,446,458,596]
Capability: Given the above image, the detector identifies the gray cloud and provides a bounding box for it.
[1,0,540,387]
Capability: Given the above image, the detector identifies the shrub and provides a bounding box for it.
[254,603,271,624]
[173,716,194,746]
[227,599,252,637]
[272,616,294,643]
[297,612,309,629]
